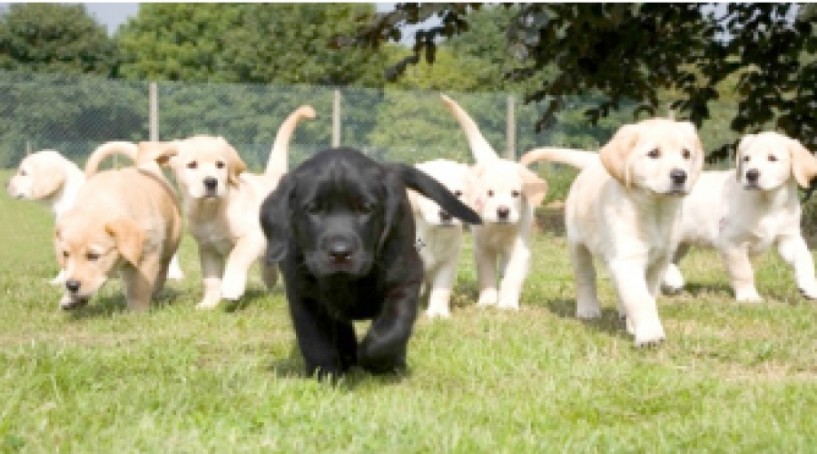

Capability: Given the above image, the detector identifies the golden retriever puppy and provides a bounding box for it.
[522,118,704,346]
[408,159,475,318]
[54,167,182,310]
[138,105,315,309]
[662,131,817,302]
[441,94,548,310]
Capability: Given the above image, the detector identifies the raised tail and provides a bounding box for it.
[440,94,499,164]
[84,141,139,178]
[520,147,599,170]
[265,105,317,178]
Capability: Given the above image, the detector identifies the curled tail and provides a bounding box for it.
[520,147,599,170]
[440,94,499,164]
[84,141,138,178]
[265,105,317,178]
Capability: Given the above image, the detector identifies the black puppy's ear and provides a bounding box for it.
[260,174,294,264]
[393,164,482,225]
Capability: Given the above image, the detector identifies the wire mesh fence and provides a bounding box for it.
[0,69,740,170]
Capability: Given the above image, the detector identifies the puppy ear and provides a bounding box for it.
[789,138,817,188]
[393,164,481,225]
[220,138,247,187]
[106,219,143,267]
[260,174,294,263]
[735,134,756,182]
[519,166,548,208]
[137,141,178,168]
[29,162,65,199]
[600,123,639,187]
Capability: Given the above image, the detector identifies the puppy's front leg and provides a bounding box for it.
[197,246,224,309]
[720,245,761,302]
[221,235,265,301]
[609,259,666,346]
[497,238,531,310]
[426,265,457,318]
[475,246,498,307]
[776,234,817,299]
[121,259,161,311]
[358,285,419,374]
[289,296,357,379]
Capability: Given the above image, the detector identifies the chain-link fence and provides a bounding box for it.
[0,69,740,170]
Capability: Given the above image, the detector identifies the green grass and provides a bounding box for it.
[1,168,817,452]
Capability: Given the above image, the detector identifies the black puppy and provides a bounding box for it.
[260,147,481,378]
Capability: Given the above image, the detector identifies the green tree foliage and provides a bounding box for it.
[349,3,817,158]
[0,3,115,76]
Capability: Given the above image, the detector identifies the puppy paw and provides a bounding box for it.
[735,290,762,303]
[497,298,520,311]
[195,299,220,310]
[426,307,451,319]
[576,302,601,319]
[220,280,246,301]
[167,267,184,281]
[661,265,685,295]
[634,323,666,347]
[800,286,817,300]
[477,290,498,307]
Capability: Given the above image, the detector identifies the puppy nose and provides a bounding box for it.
[746,169,760,182]
[328,239,353,264]
[439,210,453,223]
[497,206,510,220]
[670,169,687,185]
[203,177,218,191]
[65,279,81,294]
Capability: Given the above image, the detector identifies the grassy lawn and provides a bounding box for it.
[1,168,817,452]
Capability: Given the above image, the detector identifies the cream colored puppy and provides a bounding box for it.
[522,118,704,346]
[408,159,474,318]
[662,131,817,302]
[138,105,315,309]
[54,167,182,311]
[441,94,548,310]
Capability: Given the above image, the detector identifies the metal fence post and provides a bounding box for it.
[149,82,159,141]
[332,89,341,148]
[506,94,516,160]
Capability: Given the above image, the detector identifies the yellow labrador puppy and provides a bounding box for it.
[441,94,548,310]
[522,118,704,346]
[138,105,315,309]
[408,159,475,318]
[662,131,817,302]
[54,166,182,311]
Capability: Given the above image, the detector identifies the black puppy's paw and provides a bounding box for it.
[358,342,407,374]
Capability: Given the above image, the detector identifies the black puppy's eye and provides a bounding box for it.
[511,190,520,198]
[768,155,777,162]
[86,252,100,261]
[304,203,320,214]
[682,149,691,160]
[186,161,198,169]
[647,148,660,159]
[454,190,463,198]
[487,190,494,197]
[355,200,375,215]
[216,161,225,169]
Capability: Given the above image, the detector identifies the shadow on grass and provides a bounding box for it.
[222,287,284,313]
[545,298,631,341]
[666,282,734,299]
[268,344,411,389]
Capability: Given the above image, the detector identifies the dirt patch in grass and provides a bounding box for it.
[535,201,565,235]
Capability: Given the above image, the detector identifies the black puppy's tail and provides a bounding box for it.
[393,164,482,225]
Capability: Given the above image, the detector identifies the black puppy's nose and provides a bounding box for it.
[203,177,218,191]
[65,279,81,294]
[497,206,510,220]
[328,239,353,264]
[439,210,453,223]
[746,169,760,182]
[670,169,687,185]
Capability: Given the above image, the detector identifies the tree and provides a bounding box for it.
[0,3,115,76]
[347,3,817,158]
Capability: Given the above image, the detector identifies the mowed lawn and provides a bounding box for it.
[1,169,817,452]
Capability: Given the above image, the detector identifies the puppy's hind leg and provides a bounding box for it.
[497,239,531,310]
[571,242,600,319]
[776,234,817,299]
[260,261,279,290]
[167,253,184,280]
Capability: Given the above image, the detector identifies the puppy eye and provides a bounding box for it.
[86,252,100,261]
[19,169,27,177]
[216,161,225,169]
[186,161,198,170]
[647,148,661,159]
[454,190,463,198]
[511,190,520,198]
[62,251,69,259]
[742,156,750,162]
[487,190,494,197]
[682,149,691,160]
[355,201,375,214]
[768,155,778,162]
[304,203,320,214]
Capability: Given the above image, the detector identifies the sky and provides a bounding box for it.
[84,2,139,35]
